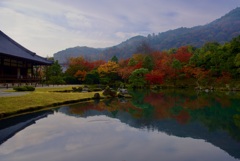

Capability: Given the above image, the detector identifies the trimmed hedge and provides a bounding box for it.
[13,86,35,91]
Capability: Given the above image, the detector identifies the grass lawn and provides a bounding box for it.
[0,86,103,118]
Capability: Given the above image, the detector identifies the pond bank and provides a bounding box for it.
[0,85,132,120]
[0,96,98,120]
[0,85,96,119]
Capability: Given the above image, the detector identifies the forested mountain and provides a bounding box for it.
[54,7,240,64]
[149,7,240,50]
[54,46,103,65]
[99,35,146,60]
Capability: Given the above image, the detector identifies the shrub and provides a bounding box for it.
[103,86,117,97]
[13,85,35,91]
[93,93,101,99]
[25,86,35,91]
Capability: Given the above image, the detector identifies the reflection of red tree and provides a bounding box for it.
[69,93,225,125]
[114,101,144,119]
[144,93,176,119]
[69,102,105,115]
[173,110,190,124]
[69,100,145,119]
[182,97,210,109]
[144,93,191,124]
[215,97,231,108]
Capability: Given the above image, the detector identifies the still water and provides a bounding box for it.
[0,90,240,161]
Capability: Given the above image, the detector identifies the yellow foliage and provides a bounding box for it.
[68,56,85,65]
[97,61,119,76]
[132,53,145,62]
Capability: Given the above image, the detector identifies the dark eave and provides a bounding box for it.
[0,30,53,65]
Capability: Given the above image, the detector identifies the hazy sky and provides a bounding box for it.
[1,0,240,57]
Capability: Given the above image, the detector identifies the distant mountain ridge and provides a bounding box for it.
[54,7,240,64]
[54,46,103,64]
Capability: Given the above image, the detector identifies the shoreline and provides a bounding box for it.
[0,85,239,120]
[0,85,132,120]
[0,97,99,120]
[0,85,96,119]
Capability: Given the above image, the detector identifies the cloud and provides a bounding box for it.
[0,0,240,57]
[65,12,92,29]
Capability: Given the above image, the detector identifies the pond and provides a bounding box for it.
[0,90,240,161]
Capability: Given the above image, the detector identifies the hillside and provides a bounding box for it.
[54,7,240,64]
[54,46,103,64]
[98,35,146,60]
[149,7,240,50]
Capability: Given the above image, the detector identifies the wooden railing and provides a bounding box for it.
[0,75,43,88]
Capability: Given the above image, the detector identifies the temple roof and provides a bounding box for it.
[0,30,52,65]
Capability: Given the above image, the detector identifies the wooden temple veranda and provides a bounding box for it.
[0,30,53,88]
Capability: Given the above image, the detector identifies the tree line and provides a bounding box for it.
[44,35,240,89]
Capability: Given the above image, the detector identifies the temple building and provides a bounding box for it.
[0,30,53,87]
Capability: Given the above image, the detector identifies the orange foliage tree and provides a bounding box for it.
[183,66,211,87]
[65,56,94,76]
[118,61,142,82]
[74,70,87,81]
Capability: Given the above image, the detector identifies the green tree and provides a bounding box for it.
[229,35,240,54]
[142,55,154,71]
[195,42,220,69]
[128,58,137,66]
[225,36,240,77]
[190,42,232,77]
[234,53,240,75]
[129,68,149,88]
[45,60,65,84]
[168,48,177,54]
[171,59,182,87]
[85,70,100,84]
[111,55,119,63]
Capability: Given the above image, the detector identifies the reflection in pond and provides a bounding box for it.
[0,110,54,145]
[0,90,239,161]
